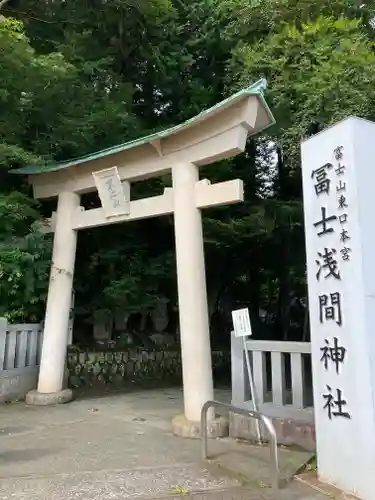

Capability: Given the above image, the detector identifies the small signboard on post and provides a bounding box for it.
[231,307,261,443]
[232,308,252,338]
[93,166,130,218]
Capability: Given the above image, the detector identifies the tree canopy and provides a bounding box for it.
[1,0,374,343]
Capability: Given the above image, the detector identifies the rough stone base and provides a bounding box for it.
[26,388,73,406]
[172,414,229,439]
[229,411,316,451]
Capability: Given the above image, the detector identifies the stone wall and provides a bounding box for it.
[67,349,230,388]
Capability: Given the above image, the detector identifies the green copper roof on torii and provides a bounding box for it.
[12,79,275,176]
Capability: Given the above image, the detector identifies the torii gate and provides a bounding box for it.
[13,79,274,436]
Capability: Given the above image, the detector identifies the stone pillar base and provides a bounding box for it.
[172,414,229,439]
[26,389,73,406]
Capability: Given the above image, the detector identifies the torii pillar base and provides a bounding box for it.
[26,389,73,406]
[171,414,229,439]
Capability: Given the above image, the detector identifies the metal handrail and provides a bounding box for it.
[201,400,279,490]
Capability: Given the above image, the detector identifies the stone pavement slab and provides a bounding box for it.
[0,388,326,499]
[0,464,239,500]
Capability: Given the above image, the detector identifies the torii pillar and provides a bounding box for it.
[13,79,275,436]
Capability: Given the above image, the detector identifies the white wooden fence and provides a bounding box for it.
[231,332,314,422]
[0,318,43,402]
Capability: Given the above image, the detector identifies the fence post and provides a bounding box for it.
[0,317,7,371]
[231,331,246,406]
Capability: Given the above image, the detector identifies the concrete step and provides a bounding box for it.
[207,437,313,487]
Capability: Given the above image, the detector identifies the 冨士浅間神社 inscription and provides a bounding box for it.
[318,292,342,326]
[315,247,341,281]
[322,385,350,420]
[320,337,346,374]
[311,163,333,196]
[313,206,337,237]
[310,145,352,419]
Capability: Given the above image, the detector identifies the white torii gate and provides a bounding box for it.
[13,79,274,436]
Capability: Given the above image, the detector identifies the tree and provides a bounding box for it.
[228,16,375,170]
[225,14,375,338]
[0,15,139,320]
[218,0,375,42]
[3,0,235,335]
[2,1,375,343]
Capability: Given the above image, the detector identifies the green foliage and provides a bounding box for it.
[0,192,51,321]
[218,0,375,41]
[229,16,375,166]
[94,247,174,315]
[1,0,375,340]
[0,14,139,320]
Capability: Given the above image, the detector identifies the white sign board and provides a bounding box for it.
[301,117,375,500]
[93,166,130,218]
[231,308,252,337]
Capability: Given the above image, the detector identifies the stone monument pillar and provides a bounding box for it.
[301,117,375,500]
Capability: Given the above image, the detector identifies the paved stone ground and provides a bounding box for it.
[0,388,327,499]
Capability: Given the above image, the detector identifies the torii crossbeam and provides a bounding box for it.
[13,79,275,436]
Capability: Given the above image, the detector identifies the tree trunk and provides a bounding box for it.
[302,297,310,342]
[276,145,291,341]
